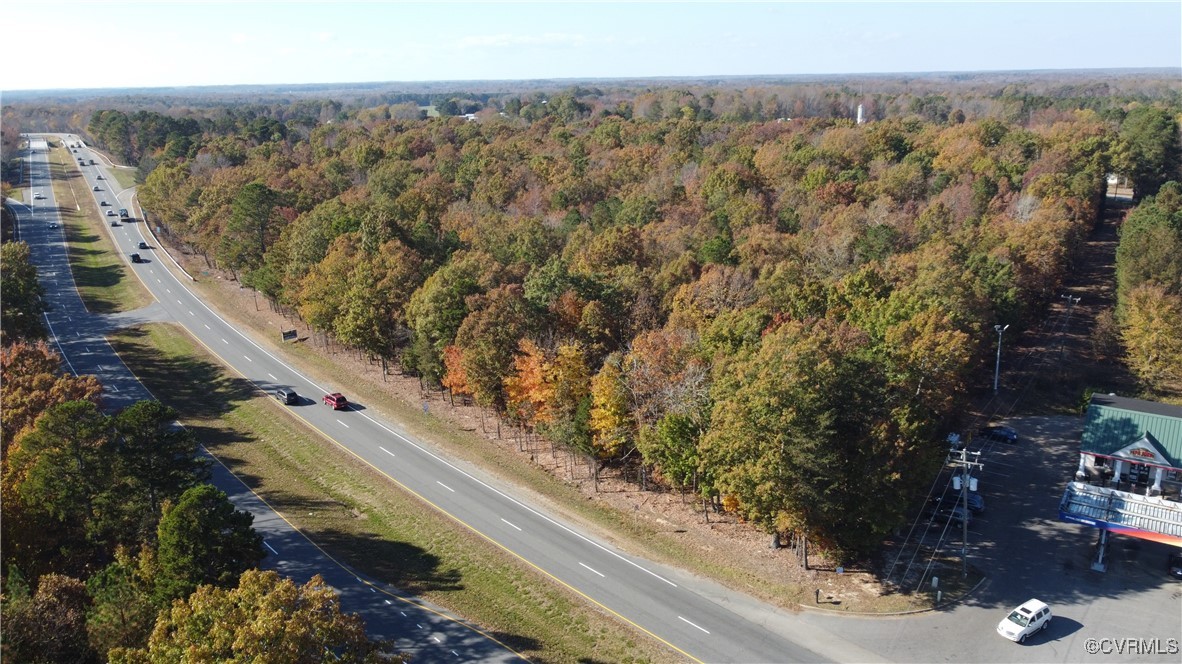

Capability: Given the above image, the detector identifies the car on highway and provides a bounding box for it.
[130,253,143,264]
[275,388,299,405]
[100,200,109,206]
[996,599,1051,642]
[979,425,1018,444]
[323,392,348,410]
[96,174,104,180]
[93,186,101,191]
[106,210,116,216]
[138,241,149,249]
[33,191,44,199]
[48,223,58,229]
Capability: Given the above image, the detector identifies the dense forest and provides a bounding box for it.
[3,72,1180,561]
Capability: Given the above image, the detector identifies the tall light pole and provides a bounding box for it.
[993,324,1009,394]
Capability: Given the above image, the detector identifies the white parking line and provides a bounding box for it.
[263,541,278,555]
[678,616,710,634]
[579,562,605,578]
[501,518,521,531]
[437,481,455,492]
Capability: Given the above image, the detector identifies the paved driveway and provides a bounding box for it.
[803,415,1181,662]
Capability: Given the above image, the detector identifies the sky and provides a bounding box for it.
[4,1,1180,91]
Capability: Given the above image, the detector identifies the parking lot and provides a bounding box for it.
[803,415,1182,662]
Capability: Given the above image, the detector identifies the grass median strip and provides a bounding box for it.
[49,143,151,313]
[108,322,671,664]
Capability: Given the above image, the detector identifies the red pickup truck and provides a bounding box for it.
[323,392,348,410]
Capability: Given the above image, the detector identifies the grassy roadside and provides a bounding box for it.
[108,323,673,664]
[48,143,152,313]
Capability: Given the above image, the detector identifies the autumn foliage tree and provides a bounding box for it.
[109,570,403,663]
[1,341,102,461]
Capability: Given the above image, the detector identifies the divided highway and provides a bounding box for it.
[16,137,522,663]
[20,134,877,663]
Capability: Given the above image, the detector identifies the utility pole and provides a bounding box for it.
[951,448,983,577]
[993,324,1009,394]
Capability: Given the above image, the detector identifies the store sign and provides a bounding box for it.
[1129,448,1156,459]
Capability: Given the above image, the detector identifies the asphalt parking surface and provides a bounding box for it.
[802,415,1182,662]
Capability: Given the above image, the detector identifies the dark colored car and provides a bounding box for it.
[966,492,985,513]
[130,253,143,263]
[138,241,149,249]
[275,388,298,405]
[323,392,348,410]
[979,425,1018,444]
[1169,551,1182,580]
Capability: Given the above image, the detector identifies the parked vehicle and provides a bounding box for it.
[966,492,985,513]
[996,599,1051,642]
[1169,551,1182,580]
[979,425,1018,443]
[323,392,348,410]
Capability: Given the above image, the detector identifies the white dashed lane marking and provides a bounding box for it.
[579,562,605,578]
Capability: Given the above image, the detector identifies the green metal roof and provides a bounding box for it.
[1081,394,1182,467]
